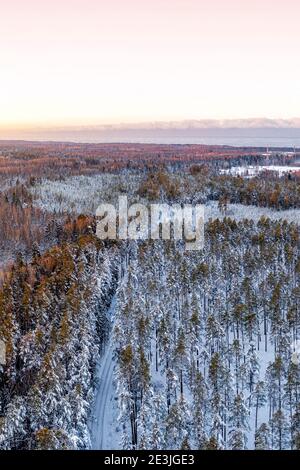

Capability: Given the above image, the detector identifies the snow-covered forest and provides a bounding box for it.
[113,219,300,449]
[0,143,299,450]
[0,228,119,449]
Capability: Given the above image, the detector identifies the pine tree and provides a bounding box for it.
[228,393,249,450]
[270,410,289,450]
[191,372,208,449]
[291,404,300,450]
[253,381,267,432]
[255,423,270,450]
[165,396,191,450]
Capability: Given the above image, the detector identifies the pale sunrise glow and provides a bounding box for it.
[0,0,300,128]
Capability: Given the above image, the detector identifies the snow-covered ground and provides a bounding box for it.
[205,201,300,225]
[31,175,300,226]
[31,174,142,214]
[220,165,300,178]
[89,297,121,450]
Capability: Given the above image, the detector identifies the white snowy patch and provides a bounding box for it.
[205,201,300,225]
[220,165,300,178]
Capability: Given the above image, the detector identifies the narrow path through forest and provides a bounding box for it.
[90,298,120,450]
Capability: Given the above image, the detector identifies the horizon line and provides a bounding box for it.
[2,117,300,132]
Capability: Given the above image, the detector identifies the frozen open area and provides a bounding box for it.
[220,165,300,178]
[205,201,300,225]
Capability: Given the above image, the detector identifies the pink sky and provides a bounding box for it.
[0,0,299,127]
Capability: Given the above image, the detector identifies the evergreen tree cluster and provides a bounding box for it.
[0,234,118,449]
[113,218,300,449]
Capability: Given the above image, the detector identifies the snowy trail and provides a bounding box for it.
[91,342,116,449]
[90,298,120,450]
